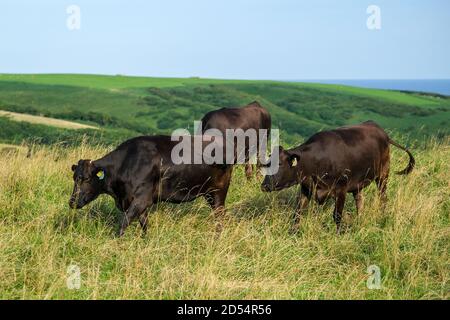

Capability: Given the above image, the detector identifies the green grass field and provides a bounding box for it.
[0,74,448,299]
[0,74,449,147]
[0,140,448,299]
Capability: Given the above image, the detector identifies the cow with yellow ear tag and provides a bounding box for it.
[68,135,234,237]
[69,160,106,209]
[261,121,415,234]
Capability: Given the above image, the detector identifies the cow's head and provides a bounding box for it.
[69,160,105,209]
[261,146,300,192]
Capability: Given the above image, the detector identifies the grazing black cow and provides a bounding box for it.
[200,101,271,179]
[69,135,233,236]
[261,121,415,233]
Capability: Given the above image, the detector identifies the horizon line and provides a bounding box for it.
[1,73,450,81]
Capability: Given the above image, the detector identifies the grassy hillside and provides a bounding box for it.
[0,140,448,299]
[0,74,448,299]
[0,74,449,147]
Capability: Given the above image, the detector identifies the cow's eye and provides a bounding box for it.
[76,176,90,183]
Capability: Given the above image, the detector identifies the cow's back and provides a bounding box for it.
[134,137,233,203]
[104,135,231,203]
[201,101,271,133]
[297,121,390,189]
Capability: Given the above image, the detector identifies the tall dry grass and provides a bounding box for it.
[0,139,448,299]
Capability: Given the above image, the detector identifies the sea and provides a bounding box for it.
[293,79,450,96]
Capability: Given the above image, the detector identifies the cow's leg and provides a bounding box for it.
[205,183,231,234]
[241,143,253,180]
[206,191,226,233]
[138,205,154,235]
[119,191,152,237]
[291,186,310,234]
[255,137,265,178]
[138,203,155,235]
[245,162,253,180]
[138,214,148,234]
[119,203,143,237]
[376,175,388,208]
[333,191,346,233]
[352,190,364,215]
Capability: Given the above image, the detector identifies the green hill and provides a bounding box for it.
[0,74,449,146]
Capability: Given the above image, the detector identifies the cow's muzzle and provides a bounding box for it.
[69,196,83,209]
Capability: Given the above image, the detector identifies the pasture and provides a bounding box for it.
[0,139,448,299]
[0,74,448,299]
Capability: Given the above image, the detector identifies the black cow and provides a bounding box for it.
[69,135,233,236]
[200,101,271,179]
[261,121,415,233]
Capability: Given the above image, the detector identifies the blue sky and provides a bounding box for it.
[1,0,449,79]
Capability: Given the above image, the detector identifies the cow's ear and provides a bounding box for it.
[71,164,77,172]
[288,154,300,167]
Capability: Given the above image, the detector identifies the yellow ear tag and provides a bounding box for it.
[96,170,105,180]
[292,158,298,167]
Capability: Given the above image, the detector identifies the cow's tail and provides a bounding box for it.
[388,138,415,175]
